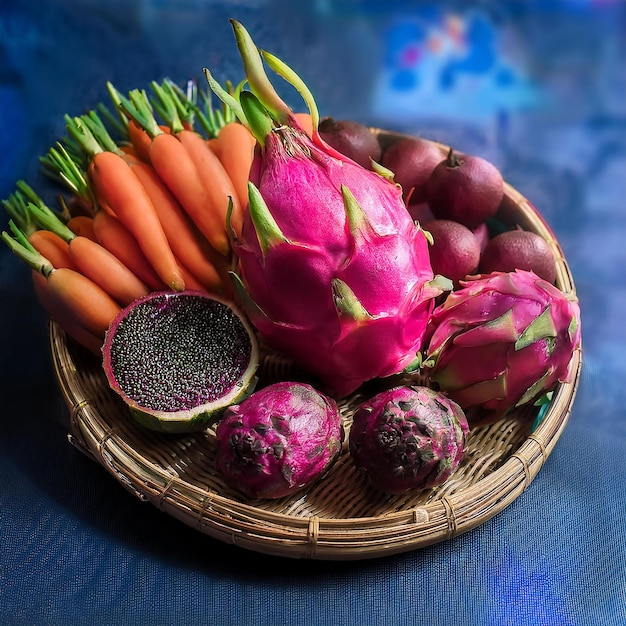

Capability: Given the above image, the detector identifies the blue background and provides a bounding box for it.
[1,1,625,624]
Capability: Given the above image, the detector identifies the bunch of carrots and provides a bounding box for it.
[2,77,312,355]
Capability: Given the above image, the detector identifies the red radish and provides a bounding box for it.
[318,117,382,169]
[479,228,557,284]
[423,219,481,286]
[425,148,503,230]
[382,137,445,204]
[407,201,435,224]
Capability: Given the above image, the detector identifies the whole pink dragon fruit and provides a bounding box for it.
[349,385,469,494]
[206,21,449,398]
[422,269,582,426]
[215,381,343,499]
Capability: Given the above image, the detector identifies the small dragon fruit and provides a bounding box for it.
[205,21,449,398]
[349,386,469,494]
[215,381,343,499]
[422,270,582,425]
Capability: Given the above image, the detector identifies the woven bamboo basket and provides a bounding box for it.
[50,132,582,560]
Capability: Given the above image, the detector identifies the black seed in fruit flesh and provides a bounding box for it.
[109,295,252,412]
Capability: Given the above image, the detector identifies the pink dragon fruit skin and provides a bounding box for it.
[423,269,582,425]
[215,381,343,499]
[349,386,469,494]
[209,21,448,398]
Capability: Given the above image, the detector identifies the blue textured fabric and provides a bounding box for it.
[1,1,625,625]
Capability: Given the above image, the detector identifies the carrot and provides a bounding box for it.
[59,111,225,293]
[176,261,207,292]
[69,235,150,306]
[207,137,222,158]
[29,202,150,307]
[66,215,96,241]
[175,128,244,243]
[88,150,185,291]
[92,210,167,292]
[294,111,314,137]
[2,185,75,270]
[126,119,153,162]
[28,230,75,270]
[119,143,139,160]
[2,227,120,339]
[143,132,230,256]
[64,113,185,291]
[118,86,235,256]
[43,267,120,338]
[127,119,172,162]
[32,271,104,355]
[127,160,227,292]
[213,122,255,214]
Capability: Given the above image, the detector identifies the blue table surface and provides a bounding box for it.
[1,1,625,625]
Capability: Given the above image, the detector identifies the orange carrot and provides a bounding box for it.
[66,215,96,241]
[28,230,75,270]
[127,119,172,162]
[44,267,120,338]
[213,122,255,214]
[294,112,314,137]
[126,119,153,162]
[175,128,244,242]
[3,224,120,340]
[29,202,150,307]
[92,210,167,292]
[88,150,185,291]
[207,137,222,158]
[117,88,238,255]
[119,144,139,159]
[32,271,104,355]
[67,236,150,306]
[117,87,235,255]
[127,160,227,292]
[146,132,232,256]
[176,261,207,292]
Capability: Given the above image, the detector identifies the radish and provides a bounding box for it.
[425,148,503,230]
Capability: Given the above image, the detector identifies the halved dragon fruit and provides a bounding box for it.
[205,21,449,398]
[215,381,343,499]
[349,385,469,494]
[102,291,259,433]
[422,269,582,425]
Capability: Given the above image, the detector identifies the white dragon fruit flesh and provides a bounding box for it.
[206,20,449,398]
[349,385,469,494]
[215,381,343,499]
[423,269,582,426]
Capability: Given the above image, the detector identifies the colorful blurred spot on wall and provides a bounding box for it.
[372,8,545,124]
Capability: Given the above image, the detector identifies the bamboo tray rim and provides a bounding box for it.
[49,135,582,560]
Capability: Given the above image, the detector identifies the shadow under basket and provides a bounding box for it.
[50,134,582,560]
